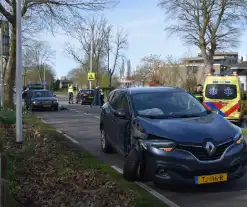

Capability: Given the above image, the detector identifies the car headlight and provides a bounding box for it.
[151,140,177,152]
[32,101,40,104]
[235,133,245,145]
[53,100,58,103]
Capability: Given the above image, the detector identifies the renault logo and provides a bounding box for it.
[205,142,216,156]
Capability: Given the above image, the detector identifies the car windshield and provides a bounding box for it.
[32,91,53,98]
[205,84,237,100]
[131,91,208,119]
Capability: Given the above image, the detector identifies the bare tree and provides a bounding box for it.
[23,40,55,84]
[66,16,128,87]
[158,0,247,74]
[24,64,56,88]
[65,16,109,80]
[0,0,118,107]
[105,27,128,87]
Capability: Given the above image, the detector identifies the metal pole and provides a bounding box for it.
[43,64,45,89]
[89,28,93,90]
[0,27,3,108]
[16,0,23,143]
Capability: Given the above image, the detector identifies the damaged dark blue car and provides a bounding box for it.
[100,87,247,185]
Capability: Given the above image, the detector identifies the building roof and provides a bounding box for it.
[231,61,247,69]
[182,52,239,62]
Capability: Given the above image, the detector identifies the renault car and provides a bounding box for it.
[100,87,247,185]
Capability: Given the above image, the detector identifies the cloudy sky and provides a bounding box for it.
[39,0,247,78]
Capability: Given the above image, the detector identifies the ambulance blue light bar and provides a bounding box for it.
[207,72,238,77]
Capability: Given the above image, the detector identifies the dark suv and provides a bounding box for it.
[100,87,247,185]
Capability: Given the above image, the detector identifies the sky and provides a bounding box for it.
[39,0,247,79]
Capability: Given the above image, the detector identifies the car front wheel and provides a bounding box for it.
[123,148,146,182]
[101,128,114,153]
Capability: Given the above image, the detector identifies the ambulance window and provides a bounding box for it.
[205,84,237,100]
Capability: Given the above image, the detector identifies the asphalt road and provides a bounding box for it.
[34,95,247,207]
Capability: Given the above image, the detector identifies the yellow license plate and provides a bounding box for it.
[43,105,51,107]
[195,173,227,184]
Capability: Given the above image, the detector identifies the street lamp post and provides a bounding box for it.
[16,0,23,143]
[89,28,93,90]
[0,27,3,107]
[43,64,46,88]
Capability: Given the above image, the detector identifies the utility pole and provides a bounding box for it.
[43,64,46,89]
[89,27,93,90]
[16,0,23,143]
[0,27,3,107]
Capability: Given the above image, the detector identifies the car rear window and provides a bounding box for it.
[205,84,237,100]
[80,90,94,96]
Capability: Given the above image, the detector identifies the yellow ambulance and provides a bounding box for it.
[203,72,246,124]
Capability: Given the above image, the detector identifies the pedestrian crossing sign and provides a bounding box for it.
[88,72,95,80]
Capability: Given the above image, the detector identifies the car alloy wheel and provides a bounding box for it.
[101,130,106,149]
[101,129,114,153]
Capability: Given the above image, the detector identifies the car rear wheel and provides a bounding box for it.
[123,148,146,182]
[101,129,114,153]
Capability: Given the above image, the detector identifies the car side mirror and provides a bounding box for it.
[114,109,129,119]
[53,94,57,97]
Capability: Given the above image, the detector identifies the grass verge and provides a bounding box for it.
[0,110,167,207]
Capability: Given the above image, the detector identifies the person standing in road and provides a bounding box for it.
[90,86,100,108]
[100,89,104,108]
[68,84,74,104]
[193,84,203,103]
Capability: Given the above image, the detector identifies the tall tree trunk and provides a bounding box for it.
[108,74,112,88]
[201,48,214,74]
[204,56,214,74]
[5,25,16,108]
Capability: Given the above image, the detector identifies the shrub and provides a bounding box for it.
[0,108,16,124]
[0,108,28,125]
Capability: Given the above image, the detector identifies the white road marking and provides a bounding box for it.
[111,165,123,174]
[70,108,81,113]
[110,165,180,207]
[41,119,47,124]
[63,133,79,144]
[40,119,79,144]
[94,116,100,119]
